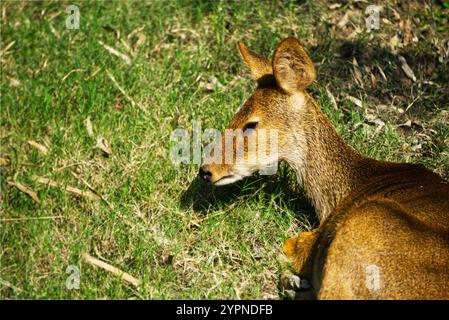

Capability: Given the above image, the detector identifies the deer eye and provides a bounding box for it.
[243,122,258,133]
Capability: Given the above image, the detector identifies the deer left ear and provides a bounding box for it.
[237,41,273,81]
[272,37,316,94]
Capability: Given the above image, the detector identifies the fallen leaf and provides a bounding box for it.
[399,119,423,130]
[85,116,94,137]
[400,19,412,46]
[377,104,404,114]
[200,76,223,92]
[337,11,350,28]
[389,35,401,52]
[399,120,412,128]
[370,72,377,88]
[382,18,392,25]
[411,144,422,152]
[27,140,48,155]
[47,11,61,20]
[376,65,387,81]
[392,8,401,21]
[9,77,21,87]
[346,95,363,108]
[95,136,112,156]
[132,32,146,56]
[328,3,342,10]
[398,55,416,82]
[351,57,364,88]
[0,157,10,165]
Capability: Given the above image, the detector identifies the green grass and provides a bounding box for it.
[1,0,448,299]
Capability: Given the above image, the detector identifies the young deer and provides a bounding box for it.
[199,37,449,299]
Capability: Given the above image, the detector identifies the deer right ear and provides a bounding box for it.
[272,37,316,94]
[237,41,273,81]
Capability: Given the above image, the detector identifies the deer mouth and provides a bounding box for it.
[213,174,243,186]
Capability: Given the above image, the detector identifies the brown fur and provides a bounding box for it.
[200,37,449,299]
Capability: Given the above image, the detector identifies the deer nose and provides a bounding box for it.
[199,166,212,182]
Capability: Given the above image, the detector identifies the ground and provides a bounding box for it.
[1,0,448,299]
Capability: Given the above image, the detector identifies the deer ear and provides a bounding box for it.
[237,41,273,81]
[272,37,315,94]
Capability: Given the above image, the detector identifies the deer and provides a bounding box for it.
[198,37,449,299]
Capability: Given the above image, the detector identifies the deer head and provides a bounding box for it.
[199,37,316,186]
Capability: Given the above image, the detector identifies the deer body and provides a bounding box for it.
[284,159,449,299]
[199,38,449,299]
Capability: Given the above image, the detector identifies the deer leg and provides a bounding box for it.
[279,230,319,299]
[283,230,319,278]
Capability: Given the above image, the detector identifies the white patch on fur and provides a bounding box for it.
[246,116,261,123]
[290,93,306,111]
[283,132,308,187]
[214,174,243,186]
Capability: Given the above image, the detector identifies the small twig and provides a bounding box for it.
[119,38,132,54]
[62,68,84,82]
[106,69,146,113]
[0,41,15,56]
[127,26,145,40]
[70,171,114,209]
[85,67,101,80]
[404,94,422,113]
[82,253,141,287]
[325,86,338,111]
[7,181,41,204]
[49,22,60,39]
[376,64,387,81]
[33,175,100,201]
[54,162,85,172]
[98,40,132,65]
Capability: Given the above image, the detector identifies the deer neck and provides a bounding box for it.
[283,93,376,222]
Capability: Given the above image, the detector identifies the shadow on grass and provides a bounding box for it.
[310,38,449,120]
[179,164,318,226]
[179,165,318,300]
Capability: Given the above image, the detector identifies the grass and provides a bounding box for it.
[1,0,448,299]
